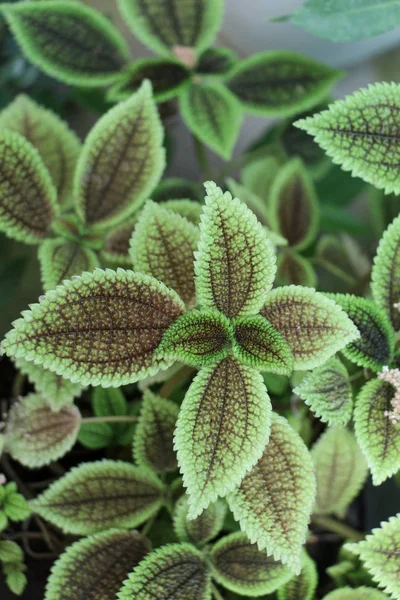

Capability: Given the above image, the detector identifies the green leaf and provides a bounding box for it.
[175,356,271,519]
[232,314,294,374]
[210,531,293,597]
[102,220,137,267]
[225,177,271,227]
[0,540,24,563]
[347,514,400,600]
[118,0,224,56]
[74,81,165,229]
[3,0,129,86]
[241,155,282,206]
[260,286,360,370]
[117,543,211,600]
[0,94,81,206]
[277,551,318,600]
[328,294,395,371]
[134,390,179,472]
[2,269,185,387]
[91,386,134,446]
[5,393,80,468]
[152,177,202,203]
[322,588,389,600]
[269,158,319,250]
[38,238,100,291]
[312,427,368,517]
[196,47,237,76]
[158,310,232,367]
[354,378,400,485]
[161,199,203,225]
[2,489,30,522]
[276,251,317,287]
[77,421,114,449]
[45,529,150,600]
[130,200,199,305]
[31,460,164,534]
[180,82,243,159]
[294,357,353,426]
[195,182,276,319]
[173,497,226,545]
[227,413,316,573]
[0,131,58,244]
[6,571,27,596]
[227,51,341,117]
[371,214,400,331]
[295,83,400,195]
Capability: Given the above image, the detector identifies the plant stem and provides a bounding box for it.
[159,365,196,398]
[80,416,138,424]
[212,585,225,600]
[192,134,213,180]
[141,511,158,537]
[312,516,364,542]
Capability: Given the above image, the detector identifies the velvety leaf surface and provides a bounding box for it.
[75,81,165,228]
[130,201,199,305]
[211,531,293,597]
[225,177,272,228]
[0,131,58,244]
[31,460,164,534]
[276,251,317,287]
[39,238,100,291]
[2,269,185,387]
[117,543,211,600]
[102,220,137,267]
[312,427,368,516]
[173,497,226,545]
[180,82,243,159]
[195,182,276,318]
[175,356,271,519]
[322,587,388,599]
[354,378,400,485]
[45,529,150,600]
[227,51,341,117]
[277,551,318,600]
[294,357,353,425]
[196,47,237,75]
[260,286,359,370]
[5,394,80,468]
[134,390,179,472]
[3,0,129,86]
[296,83,400,195]
[227,413,316,573]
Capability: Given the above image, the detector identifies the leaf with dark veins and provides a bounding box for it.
[39,238,100,291]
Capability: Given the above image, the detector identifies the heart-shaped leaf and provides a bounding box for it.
[276,251,317,287]
[196,47,237,76]
[277,551,317,600]
[38,238,100,291]
[322,587,388,600]
[173,497,226,546]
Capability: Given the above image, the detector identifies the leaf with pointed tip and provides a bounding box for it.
[6,571,27,596]
[117,543,211,600]
[227,413,316,573]
[0,95,81,206]
[152,178,202,203]
[175,356,271,519]
[322,587,388,600]
[161,199,203,225]
[294,357,353,425]
[0,131,58,244]
[354,378,400,485]
[3,1,129,87]
[347,515,400,600]
[269,158,319,250]
[158,310,232,367]
[196,47,237,75]
[277,551,317,600]
[31,460,164,534]
[227,51,341,117]
[195,182,276,319]
[134,390,179,472]
[38,238,100,291]
[45,529,150,600]
[2,269,185,388]
[102,220,137,267]
[371,214,400,331]
[180,82,243,159]
[260,286,360,370]
[225,178,273,234]
[118,0,223,56]
[173,497,226,546]
[5,394,80,468]
[276,251,317,287]
[130,201,199,305]
[241,156,282,206]
[232,314,294,374]
[211,531,293,597]
[74,81,165,229]
[312,427,368,517]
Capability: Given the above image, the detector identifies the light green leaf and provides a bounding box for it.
[0,131,58,244]
[6,571,27,596]
[227,51,341,117]
[77,421,114,449]
[0,540,24,563]
[102,220,137,267]
[31,460,164,534]
[45,529,150,600]
[227,413,316,573]
[130,200,199,305]
[75,81,165,229]
[312,427,368,516]
[211,531,293,597]
[277,551,318,600]
[276,251,317,287]
[173,497,226,546]
[225,177,271,227]
[180,82,243,159]
[322,587,388,599]
[3,0,129,86]
[195,181,276,318]
[160,199,203,225]
[260,286,360,370]
[91,386,134,446]
[241,155,282,207]
[2,485,30,522]
[39,238,100,291]
[2,269,185,388]
[294,357,353,425]
[117,543,212,600]
[196,46,237,76]
[175,356,271,519]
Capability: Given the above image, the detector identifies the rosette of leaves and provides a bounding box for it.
[1,0,342,159]
[2,181,359,571]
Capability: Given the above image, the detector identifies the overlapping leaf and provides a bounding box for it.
[196,47,237,75]
[152,177,202,203]
[173,497,226,546]
[77,421,114,450]
[102,220,137,267]
[39,238,100,291]
[277,251,317,287]
[161,199,203,225]
[225,177,271,227]
[87,386,135,446]
[277,551,318,600]
[241,155,281,207]
[322,588,389,600]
